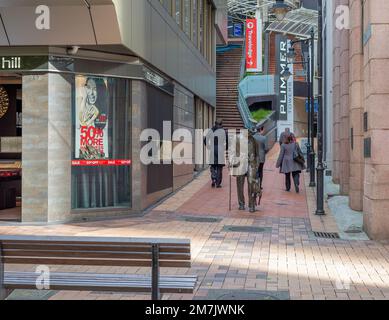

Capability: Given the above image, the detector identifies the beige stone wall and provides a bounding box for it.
[22,73,72,223]
[362,0,389,239]
[131,80,150,212]
[22,75,49,223]
[331,0,389,238]
[332,0,341,185]
[349,0,364,211]
[339,0,350,195]
[47,74,72,223]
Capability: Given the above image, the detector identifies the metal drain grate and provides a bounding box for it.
[223,226,272,233]
[314,231,340,239]
[181,216,222,223]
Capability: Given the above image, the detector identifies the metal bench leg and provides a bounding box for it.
[151,244,160,300]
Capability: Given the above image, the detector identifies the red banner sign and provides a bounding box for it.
[71,160,132,167]
[246,19,258,71]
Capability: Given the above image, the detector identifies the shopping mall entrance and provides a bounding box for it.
[0,74,22,222]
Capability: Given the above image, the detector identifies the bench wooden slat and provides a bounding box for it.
[4,283,194,294]
[0,235,190,246]
[5,272,197,282]
[3,257,191,268]
[3,249,191,261]
[4,272,197,294]
[2,243,190,254]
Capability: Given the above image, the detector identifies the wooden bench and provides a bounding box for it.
[0,235,196,300]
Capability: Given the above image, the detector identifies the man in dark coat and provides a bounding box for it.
[253,125,269,190]
[205,119,228,188]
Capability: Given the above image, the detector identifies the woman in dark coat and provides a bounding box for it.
[276,133,306,193]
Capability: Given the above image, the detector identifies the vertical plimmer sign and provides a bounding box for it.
[276,34,288,121]
[246,17,263,73]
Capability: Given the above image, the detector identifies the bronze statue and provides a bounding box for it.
[230,129,262,213]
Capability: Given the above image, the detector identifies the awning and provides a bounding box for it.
[227,1,318,39]
[266,7,318,39]
[228,0,298,20]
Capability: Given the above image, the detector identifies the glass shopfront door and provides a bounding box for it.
[0,74,22,221]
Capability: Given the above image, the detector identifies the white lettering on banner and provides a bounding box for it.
[279,39,288,117]
[1,57,21,69]
[247,29,254,62]
[246,16,262,72]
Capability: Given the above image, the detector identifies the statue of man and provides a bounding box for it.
[230,129,262,213]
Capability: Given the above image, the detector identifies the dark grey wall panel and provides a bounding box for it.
[113,0,216,107]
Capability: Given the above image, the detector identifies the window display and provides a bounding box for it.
[72,76,132,210]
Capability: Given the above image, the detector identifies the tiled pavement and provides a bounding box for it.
[1,147,389,300]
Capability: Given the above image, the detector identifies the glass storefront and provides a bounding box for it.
[71,76,132,210]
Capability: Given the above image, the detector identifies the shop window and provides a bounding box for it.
[71,76,132,210]
[199,0,204,53]
[175,0,181,26]
[161,0,172,15]
[183,0,191,37]
[192,0,198,46]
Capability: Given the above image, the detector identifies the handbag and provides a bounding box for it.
[293,143,305,165]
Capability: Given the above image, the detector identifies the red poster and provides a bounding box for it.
[72,159,132,167]
[246,19,257,71]
[75,75,109,160]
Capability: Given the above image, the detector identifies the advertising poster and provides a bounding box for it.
[75,75,109,160]
[245,12,263,73]
[246,19,258,71]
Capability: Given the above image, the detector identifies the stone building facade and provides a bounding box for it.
[331,0,389,239]
[0,0,227,223]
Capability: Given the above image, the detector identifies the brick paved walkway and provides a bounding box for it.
[1,146,389,300]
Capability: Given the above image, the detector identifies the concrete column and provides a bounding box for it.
[339,0,350,195]
[0,243,7,300]
[332,0,341,184]
[131,80,148,213]
[325,0,334,174]
[22,73,72,223]
[363,0,389,239]
[349,0,364,211]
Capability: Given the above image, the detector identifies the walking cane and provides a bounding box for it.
[229,170,232,211]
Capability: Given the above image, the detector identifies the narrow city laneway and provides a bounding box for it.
[162,145,308,219]
[1,145,389,301]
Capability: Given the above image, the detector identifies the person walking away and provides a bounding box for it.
[253,125,269,190]
[279,128,291,146]
[205,119,228,188]
[276,133,306,193]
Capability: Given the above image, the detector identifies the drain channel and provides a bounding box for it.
[313,231,340,239]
